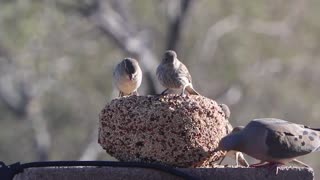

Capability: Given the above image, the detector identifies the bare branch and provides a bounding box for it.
[165,0,193,51]
[199,15,240,61]
[0,79,30,116]
[70,0,161,94]
[79,88,118,160]
[248,0,306,39]
[57,0,198,94]
[0,46,30,116]
[0,35,70,160]
[28,97,51,161]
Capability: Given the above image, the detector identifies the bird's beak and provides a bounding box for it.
[129,74,135,80]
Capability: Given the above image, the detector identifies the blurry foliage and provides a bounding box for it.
[0,0,320,177]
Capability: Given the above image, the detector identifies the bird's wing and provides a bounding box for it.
[113,64,120,81]
[177,61,192,83]
[251,119,320,159]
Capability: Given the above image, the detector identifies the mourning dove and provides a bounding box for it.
[219,118,319,173]
[113,58,142,97]
[217,104,249,167]
[156,50,199,96]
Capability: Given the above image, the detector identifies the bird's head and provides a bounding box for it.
[218,126,244,151]
[162,50,177,64]
[231,126,245,133]
[123,58,139,80]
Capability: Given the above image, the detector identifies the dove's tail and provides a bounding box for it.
[313,145,320,152]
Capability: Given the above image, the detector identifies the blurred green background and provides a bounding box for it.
[1,0,320,178]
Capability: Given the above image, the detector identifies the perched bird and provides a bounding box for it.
[219,118,320,173]
[219,104,231,119]
[113,58,142,97]
[156,50,199,96]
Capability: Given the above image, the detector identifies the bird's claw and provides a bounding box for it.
[250,162,283,175]
[180,92,187,97]
[160,89,169,95]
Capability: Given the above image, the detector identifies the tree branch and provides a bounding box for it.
[165,0,193,51]
[199,15,240,61]
[248,0,306,39]
[0,46,30,116]
[71,0,160,94]
[27,97,51,161]
[78,88,118,160]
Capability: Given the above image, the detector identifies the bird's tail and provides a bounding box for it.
[310,128,320,131]
[186,85,200,95]
[313,145,320,152]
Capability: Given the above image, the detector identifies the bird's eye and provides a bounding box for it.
[164,57,174,63]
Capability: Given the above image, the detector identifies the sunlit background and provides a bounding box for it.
[1,0,320,178]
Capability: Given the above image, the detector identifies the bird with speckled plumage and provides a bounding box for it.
[156,50,199,96]
[113,58,142,97]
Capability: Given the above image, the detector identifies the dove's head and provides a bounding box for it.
[123,58,139,80]
[231,126,245,133]
[162,50,177,64]
[219,126,244,151]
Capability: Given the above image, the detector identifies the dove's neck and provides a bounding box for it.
[220,133,244,151]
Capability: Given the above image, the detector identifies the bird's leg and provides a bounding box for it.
[235,152,239,166]
[266,162,284,175]
[249,161,268,167]
[118,91,123,97]
[132,91,139,96]
[236,152,249,167]
[251,162,284,175]
[218,155,227,165]
[217,151,249,167]
[161,88,169,95]
[290,159,310,168]
[180,85,187,97]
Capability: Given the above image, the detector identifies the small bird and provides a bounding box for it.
[156,50,199,96]
[219,118,320,173]
[113,58,142,97]
[219,104,231,119]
